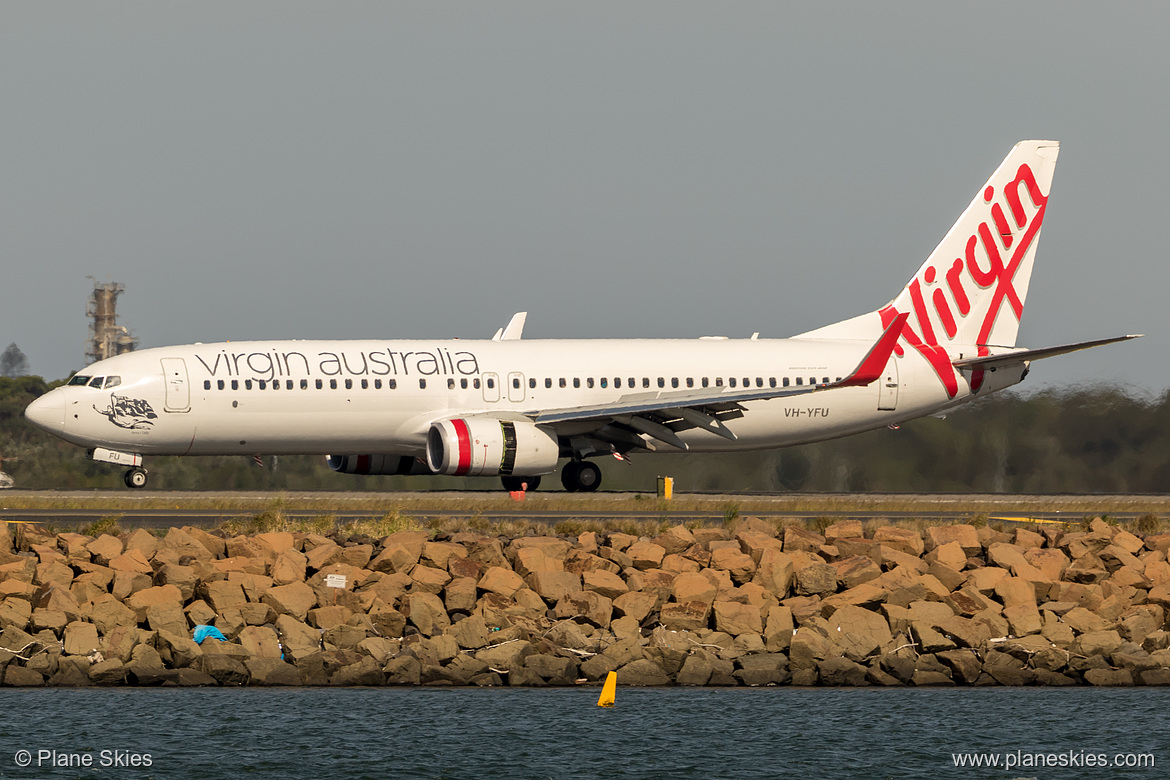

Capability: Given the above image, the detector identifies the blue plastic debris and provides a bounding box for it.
[193,625,227,644]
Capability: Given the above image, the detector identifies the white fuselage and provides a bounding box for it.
[29,335,1023,460]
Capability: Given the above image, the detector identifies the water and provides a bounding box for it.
[0,688,1164,779]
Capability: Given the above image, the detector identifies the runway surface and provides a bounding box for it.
[1,490,1166,530]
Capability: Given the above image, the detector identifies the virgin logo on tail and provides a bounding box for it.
[880,162,1050,398]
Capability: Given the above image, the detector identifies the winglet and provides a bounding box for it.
[493,312,527,341]
[833,312,907,388]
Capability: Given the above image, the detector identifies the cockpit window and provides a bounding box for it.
[67,375,91,386]
[88,377,105,388]
[104,376,121,389]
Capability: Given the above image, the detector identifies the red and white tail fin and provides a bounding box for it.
[796,140,1060,397]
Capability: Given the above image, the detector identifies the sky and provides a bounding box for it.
[2,2,1167,393]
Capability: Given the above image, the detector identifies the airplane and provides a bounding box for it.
[25,140,1139,492]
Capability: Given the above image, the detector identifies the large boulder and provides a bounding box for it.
[617,658,670,686]
[405,592,450,637]
[245,658,302,685]
[828,605,892,662]
[62,621,101,656]
[262,582,317,621]
[712,601,763,636]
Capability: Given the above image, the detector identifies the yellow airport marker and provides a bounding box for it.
[597,671,617,707]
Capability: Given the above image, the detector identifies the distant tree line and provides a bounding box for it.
[1,374,1166,493]
[0,344,28,378]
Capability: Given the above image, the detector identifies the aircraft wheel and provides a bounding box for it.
[501,475,540,492]
[561,460,601,492]
[124,468,148,489]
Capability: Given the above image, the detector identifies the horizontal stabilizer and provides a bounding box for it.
[835,313,908,387]
[952,335,1142,371]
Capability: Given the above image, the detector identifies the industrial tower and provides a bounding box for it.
[85,280,138,365]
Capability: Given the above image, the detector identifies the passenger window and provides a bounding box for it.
[245,380,253,390]
[232,380,239,390]
[217,380,225,390]
[529,378,536,389]
[391,379,398,389]
[330,379,337,389]
[642,378,650,388]
[67,375,91,386]
[471,379,478,389]
[375,379,382,389]
[462,379,469,389]
[344,379,352,390]
[600,378,608,388]
[729,378,737,388]
[769,378,776,388]
[756,378,764,387]
[204,380,212,390]
[715,378,723,387]
[259,380,268,390]
[702,377,709,388]
[657,378,665,388]
[559,378,566,388]
[796,377,803,386]
[104,376,121,389]
[287,380,294,390]
[360,379,368,390]
[573,378,580,389]
[614,378,622,389]
[783,377,790,387]
[629,377,635,388]
[587,378,594,388]
[487,378,495,389]
[545,378,552,389]
[301,379,308,390]
[671,378,679,388]
[316,379,323,389]
[809,377,816,386]
[686,378,693,388]
[744,378,750,387]
[448,378,455,390]
[419,379,427,389]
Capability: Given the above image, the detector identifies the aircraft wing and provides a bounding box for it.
[526,313,907,451]
[951,334,1142,371]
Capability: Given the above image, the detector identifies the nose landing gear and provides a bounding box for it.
[123,467,148,489]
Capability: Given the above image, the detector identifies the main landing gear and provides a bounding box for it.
[561,460,601,492]
[500,475,541,492]
[123,467,149,489]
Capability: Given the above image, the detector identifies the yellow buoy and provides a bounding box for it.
[597,671,617,707]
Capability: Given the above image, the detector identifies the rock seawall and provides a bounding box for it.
[2,516,1170,687]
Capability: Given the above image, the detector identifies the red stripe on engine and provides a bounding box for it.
[452,419,472,476]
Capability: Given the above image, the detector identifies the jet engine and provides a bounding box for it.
[326,454,435,476]
[426,418,560,476]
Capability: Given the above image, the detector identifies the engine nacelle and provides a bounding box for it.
[326,454,435,476]
[426,418,560,476]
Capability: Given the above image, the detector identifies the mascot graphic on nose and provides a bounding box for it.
[94,395,158,430]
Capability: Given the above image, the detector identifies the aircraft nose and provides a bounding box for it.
[25,389,65,433]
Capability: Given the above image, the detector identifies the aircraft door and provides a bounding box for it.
[878,358,899,411]
[161,358,191,412]
[507,372,525,402]
[482,372,500,402]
